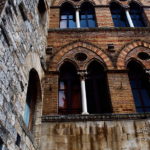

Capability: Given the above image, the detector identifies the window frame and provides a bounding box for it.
[80,3,97,28]
[110,2,129,27]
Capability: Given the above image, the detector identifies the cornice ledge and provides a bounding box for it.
[48,27,150,33]
[42,113,150,122]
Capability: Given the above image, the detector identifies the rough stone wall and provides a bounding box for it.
[0,0,49,149]
[41,119,150,150]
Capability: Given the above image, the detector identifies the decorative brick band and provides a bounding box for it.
[49,41,113,71]
[42,113,150,122]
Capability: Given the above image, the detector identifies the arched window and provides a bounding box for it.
[129,2,146,27]
[60,3,76,28]
[86,61,112,114]
[110,2,129,27]
[59,62,82,114]
[128,61,150,112]
[24,69,41,130]
[80,2,96,28]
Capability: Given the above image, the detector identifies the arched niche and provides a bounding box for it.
[24,69,42,133]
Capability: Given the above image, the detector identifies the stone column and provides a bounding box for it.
[146,69,150,82]
[78,71,89,115]
[125,9,134,27]
[76,8,80,28]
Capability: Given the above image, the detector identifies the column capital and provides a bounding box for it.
[75,6,80,10]
[124,5,130,10]
[77,70,88,80]
[146,69,150,74]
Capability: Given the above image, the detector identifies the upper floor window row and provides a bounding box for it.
[60,2,146,29]
[110,2,146,27]
[60,2,96,28]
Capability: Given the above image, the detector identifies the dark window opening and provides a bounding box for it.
[15,134,21,147]
[110,2,129,27]
[138,52,150,60]
[80,2,96,28]
[59,62,82,114]
[75,53,87,61]
[128,61,150,112]
[60,3,76,28]
[129,2,146,27]
[24,69,40,130]
[0,138,3,150]
[19,2,28,21]
[38,0,46,14]
[86,61,112,114]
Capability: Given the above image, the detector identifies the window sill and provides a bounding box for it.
[48,27,150,32]
[42,112,150,122]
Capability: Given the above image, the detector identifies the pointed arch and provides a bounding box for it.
[57,58,79,71]
[54,0,97,7]
[126,57,146,69]
[108,0,124,8]
[85,58,107,71]
[79,0,96,7]
[49,41,113,71]
[128,0,143,7]
[117,40,150,69]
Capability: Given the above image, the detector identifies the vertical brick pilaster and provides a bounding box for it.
[95,7,114,27]
[43,73,58,115]
[107,71,136,113]
[49,8,60,28]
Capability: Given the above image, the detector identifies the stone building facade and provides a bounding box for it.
[0,0,150,150]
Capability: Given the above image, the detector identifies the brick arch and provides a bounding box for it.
[128,0,144,6]
[84,58,107,71]
[108,0,125,7]
[49,41,113,71]
[117,40,150,69]
[57,0,76,7]
[57,58,79,71]
[24,52,44,80]
[78,0,96,6]
[126,57,146,69]
[52,0,97,7]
